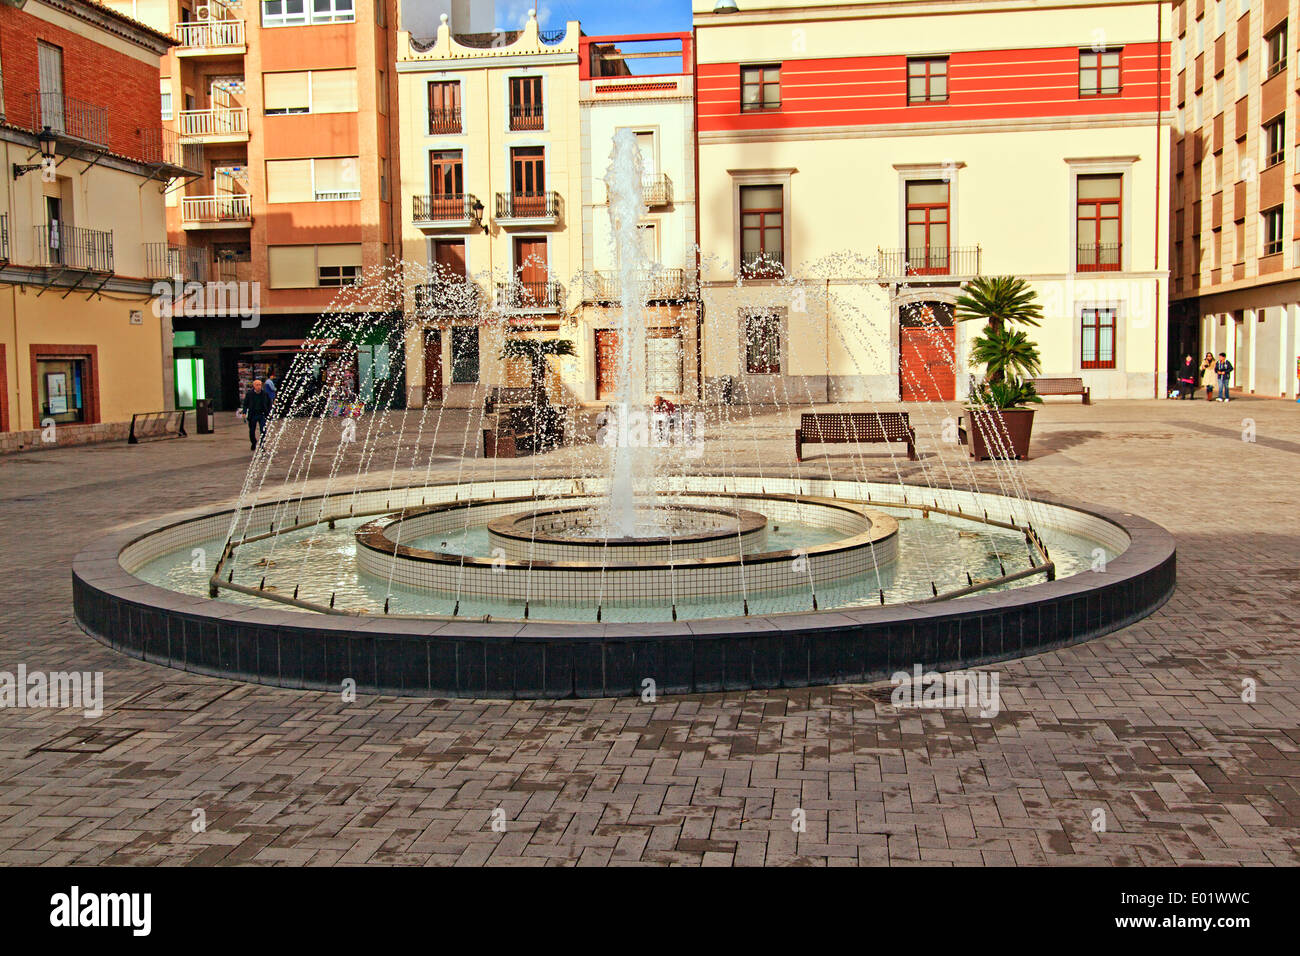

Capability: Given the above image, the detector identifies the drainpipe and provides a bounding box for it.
[1154,0,1164,399]
[692,26,704,403]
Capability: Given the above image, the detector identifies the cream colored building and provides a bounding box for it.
[694,0,1173,404]
[395,10,584,408]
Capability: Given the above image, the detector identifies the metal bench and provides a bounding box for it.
[127,410,187,444]
[1031,377,1091,404]
[795,411,916,462]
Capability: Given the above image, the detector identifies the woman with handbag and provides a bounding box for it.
[1199,351,1217,401]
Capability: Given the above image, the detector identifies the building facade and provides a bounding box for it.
[101,0,402,411]
[1170,0,1300,399]
[1,0,190,449]
[694,0,1172,405]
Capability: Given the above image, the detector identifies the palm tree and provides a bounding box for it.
[500,337,575,405]
[968,326,1042,385]
[955,275,1043,334]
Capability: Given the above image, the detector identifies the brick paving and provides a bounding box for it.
[0,399,1298,866]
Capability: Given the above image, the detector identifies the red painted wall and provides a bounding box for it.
[699,43,1171,131]
[0,3,163,164]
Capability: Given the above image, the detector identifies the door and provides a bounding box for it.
[899,302,956,402]
[428,150,464,218]
[423,329,442,403]
[38,42,65,133]
[432,239,466,278]
[905,181,950,274]
[45,197,63,265]
[595,329,620,399]
[513,237,547,306]
[510,147,545,216]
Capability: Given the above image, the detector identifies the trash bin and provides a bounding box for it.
[195,399,214,434]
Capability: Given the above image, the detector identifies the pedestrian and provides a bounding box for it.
[1177,355,1197,399]
[241,378,273,450]
[263,370,277,405]
[1199,351,1217,401]
[1214,352,1234,402]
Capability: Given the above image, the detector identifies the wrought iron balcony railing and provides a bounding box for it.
[181,194,252,225]
[177,107,248,140]
[509,103,544,130]
[33,224,114,272]
[495,191,560,220]
[175,19,246,51]
[428,107,462,134]
[141,128,203,173]
[25,92,109,148]
[877,245,983,278]
[145,242,207,282]
[0,214,9,265]
[1077,243,1122,272]
[413,193,481,224]
[414,280,481,315]
[593,268,688,302]
[495,280,563,311]
[739,251,785,278]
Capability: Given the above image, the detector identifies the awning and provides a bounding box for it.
[239,338,351,357]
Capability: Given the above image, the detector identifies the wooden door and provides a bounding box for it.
[424,329,442,403]
[432,239,466,278]
[510,147,545,215]
[38,42,65,133]
[514,237,547,305]
[595,329,620,399]
[898,302,955,402]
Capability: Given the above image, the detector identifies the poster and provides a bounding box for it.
[46,372,68,415]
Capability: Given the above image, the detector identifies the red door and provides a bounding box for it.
[433,239,466,277]
[514,237,547,306]
[424,329,442,403]
[899,302,955,402]
[595,329,620,399]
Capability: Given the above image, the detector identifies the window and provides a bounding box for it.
[905,180,951,273]
[1237,59,1248,99]
[312,157,359,200]
[1264,116,1285,166]
[161,89,172,121]
[744,311,781,374]
[1213,228,1223,267]
[1080,308,1117,369]
[509,76,543,130]
[1266,23,1287,78]
[510,145,545,204]
[264,70,357,115]
[1077,173,1123,271]
[907,57,948,104]
[1080,48,1122,96]
[262,0,352,26]
[377,69,387,114]
[318,264,360,286]
[739,184,784,275]
[428,150,464,216]
[266,157,360,202]
[36,356,91,424]
[740,64,781,112]
[428,80,461,133]
[1216,0,1226,33]
[450,326,479,384]
[1235,220,1245,262]
[1263,206,1284,255]
[380,157,388,202]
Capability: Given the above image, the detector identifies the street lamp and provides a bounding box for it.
[13,126,57,180]
[712,0,740,13]
[471,197,489,234]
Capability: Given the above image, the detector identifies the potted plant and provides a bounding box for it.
[499,337,575,451]
[956,276,1044,460]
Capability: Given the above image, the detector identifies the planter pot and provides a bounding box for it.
[967,407,1035,460]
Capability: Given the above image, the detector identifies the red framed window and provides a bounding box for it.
[1076,173,1122,271]
[1079,48,1122,96]
[510,147,546,216]
[741,64,781,112]
[744,311,781,374]
[426,150,464,218]
[905,180,950,274]
[907,57,948,104]
[427,81,461,133]
[1080,308,1116,369]
[739,185,784,276]
[509,76,543,130]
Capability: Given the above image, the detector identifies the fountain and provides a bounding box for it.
[70,137,1176,698]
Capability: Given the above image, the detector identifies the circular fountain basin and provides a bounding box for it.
[71,476,1176,700]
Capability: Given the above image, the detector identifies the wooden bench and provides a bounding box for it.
[1031,377,1091,404]
[128,410,187,444]
[795,412,916,462]
[483,386,537,415]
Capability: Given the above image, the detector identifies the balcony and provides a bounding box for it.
[175,19,247,57]
[414,280,482,315]
[495,191,560,225]
[877,246,983,279]
[642,173,673,207]
[24,92,108,150]
[181,194,252,229]
[509,104,544,131]
[1,214,8,266]
[412,193,483,229]
[141,128,203,176]
[1076,243,1122,272]
[144,242,207,282]
[428,108,463,135]
[738,251,785,279]
[33,224,114,273]
[314,189,361,201]
[495,280,564,312]
[593,268,689,302]
[177,107,249,143]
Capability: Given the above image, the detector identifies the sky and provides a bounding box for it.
[512,0,692,36]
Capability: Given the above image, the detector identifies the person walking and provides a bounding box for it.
[263,370,277,405]
[1177,355,1197,399]
[241,378,273,450]
[1214,352,1234,402]
[1200,351,1217,400]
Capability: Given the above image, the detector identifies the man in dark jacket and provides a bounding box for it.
[241,378,273,451]
[1215,353,1234,403]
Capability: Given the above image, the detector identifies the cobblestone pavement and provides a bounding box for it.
[0,399,1297,866]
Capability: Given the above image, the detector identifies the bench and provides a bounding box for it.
[1031,377,1091,404]
[128,410,187,444]
[795,411,916,462]
[483,386,538,415]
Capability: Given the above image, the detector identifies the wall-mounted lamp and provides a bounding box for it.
[712,0,740,13]
[13,126,57,180]
[472,198,490,234]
